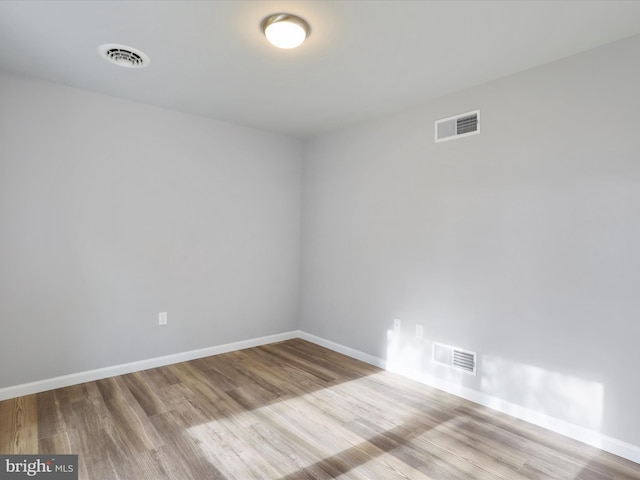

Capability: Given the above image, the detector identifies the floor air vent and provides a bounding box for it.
[435,110,479,143]
[433,342,477,375]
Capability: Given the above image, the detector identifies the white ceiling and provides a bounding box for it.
[1,1,640,138]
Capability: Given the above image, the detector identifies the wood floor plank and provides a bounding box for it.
[244,423,332,480]
[1,339,639,480]
[95,376,163,453]
[0,398,15,453]
[39,431,72,455]
[119,371,167,417]
[411,416,531,479]
[36,390,65,440]
[149,410,226,480]
[0,395,38,454]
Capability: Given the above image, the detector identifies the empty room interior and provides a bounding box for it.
[2,1,640,479]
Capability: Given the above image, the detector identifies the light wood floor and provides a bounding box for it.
[1,339,639,479]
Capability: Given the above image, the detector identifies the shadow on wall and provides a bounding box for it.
[481,355,603,432]
[385,326,604,434]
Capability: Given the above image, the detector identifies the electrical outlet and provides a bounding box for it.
[159,312,168,326]
[416,324,423,339]
[393,318,401,331]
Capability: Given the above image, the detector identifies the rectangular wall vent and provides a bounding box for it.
[433,342,477,375]
[435,110,480,143]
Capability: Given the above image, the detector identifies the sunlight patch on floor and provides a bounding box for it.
[186,371,440,479]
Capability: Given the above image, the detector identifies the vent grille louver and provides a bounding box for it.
[435,110,480,142]
[456,114,478,135]
[105,48,144,66]
[433,342,477,375]
[98,44,150,69]
[452,350,476,373]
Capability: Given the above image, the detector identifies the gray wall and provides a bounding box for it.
[0,73,301,388]
[300,35,640,446]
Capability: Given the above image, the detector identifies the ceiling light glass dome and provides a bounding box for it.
[261,14,310,49]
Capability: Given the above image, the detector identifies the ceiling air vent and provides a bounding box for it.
[433,342,477,375]
[98,44,150,69]
[435,110,479,143]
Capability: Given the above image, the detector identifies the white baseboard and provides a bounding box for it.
[298,332,640,465]
[0,331,298,401]
[2,329,639,464]
[297,331,387,369]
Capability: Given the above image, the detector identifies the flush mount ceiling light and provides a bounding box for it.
[98,44,150,68]
[261,13,310,49]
